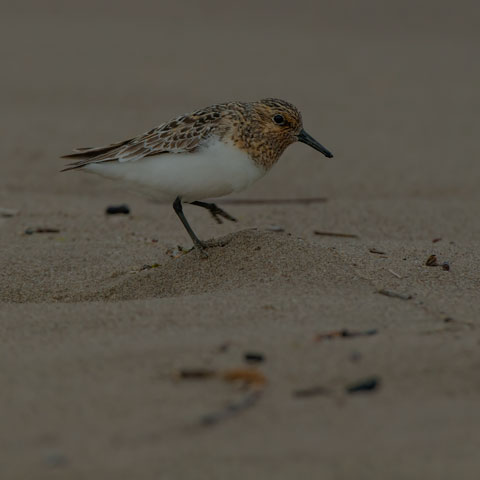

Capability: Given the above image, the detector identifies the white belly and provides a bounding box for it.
[84,139,266,202]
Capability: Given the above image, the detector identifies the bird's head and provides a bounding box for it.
[249,98,333,163]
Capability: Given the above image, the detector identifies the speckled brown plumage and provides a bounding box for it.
[61,98,304,171]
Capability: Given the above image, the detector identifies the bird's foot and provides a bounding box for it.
[208,205,237,224]
[192,236,233,258]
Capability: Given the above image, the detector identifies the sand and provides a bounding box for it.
[1,0,479,478]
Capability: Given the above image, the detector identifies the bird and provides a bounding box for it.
[62,98,333,255]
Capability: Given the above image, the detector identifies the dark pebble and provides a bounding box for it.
[106,204,130,215]
[244,352,265,363]
[346,376,380,394]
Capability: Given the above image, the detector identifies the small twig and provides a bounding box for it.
[24,227,60,235]
[369,248,386,255]
[313,231,359,239]
[378,289,412,300]
[315,329,378,341]
[388,269,402,279]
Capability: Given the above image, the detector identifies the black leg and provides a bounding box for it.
[173,197,205,249]
[190,201,237,224]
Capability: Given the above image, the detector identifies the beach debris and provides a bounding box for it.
[378,289,412,300]
[177,368,216,379]
[244,352,265,364]
[176,367,266,387]
[222,368,267,387]
[295,376,380,399]
[106,204,130,215]
[166,245,191,259]
[313,230,359,239]
[425,254,450,270]
[432,237,442,243]
[200,390,263,426]
[388,269,402,279]
[24,227,60,235]
[0,207,18,217]
[176,366,266,426]
[265,225,285,232]
[346,376,380,394]
[140,263,160,271]
[222,197,327,205]
[369,248,386,255]
[293,385,330,398]
[315,329,377,341]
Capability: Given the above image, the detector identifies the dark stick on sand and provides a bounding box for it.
[314,230,359,238]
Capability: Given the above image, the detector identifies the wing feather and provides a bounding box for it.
[61,109,223,171]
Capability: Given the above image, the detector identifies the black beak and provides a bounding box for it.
[297,129,333,158]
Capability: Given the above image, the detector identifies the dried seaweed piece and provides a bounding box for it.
[425,254,439,266]
[378,289,412,300]
[369,248,386,254]
[346,377,380,393]
[432,238,442,243]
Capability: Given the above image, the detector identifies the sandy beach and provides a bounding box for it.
[1,1,479,478]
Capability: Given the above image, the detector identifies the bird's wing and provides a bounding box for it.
[61,110,221,171]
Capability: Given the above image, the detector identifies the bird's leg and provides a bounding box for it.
[190,201,237,224]
[173,197,207,254]
[172,198,234,255]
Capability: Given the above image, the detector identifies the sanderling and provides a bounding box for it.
[62,98,333,254]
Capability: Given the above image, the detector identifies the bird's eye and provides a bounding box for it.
[273,114,285,125]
